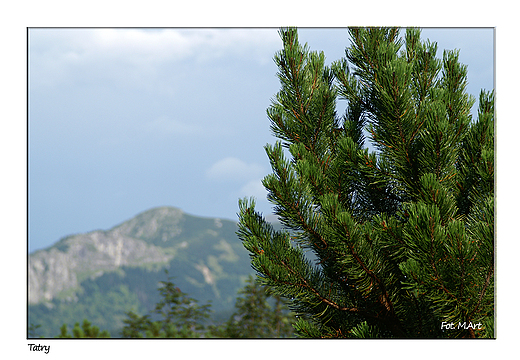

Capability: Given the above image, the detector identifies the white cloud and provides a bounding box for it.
[89,28,279,64]
[29,28,280,89]
[206,157,264,182]
[240,179,268,200]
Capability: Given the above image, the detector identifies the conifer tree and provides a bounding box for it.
[212,275,296,338]
[58,319,110,338]
[121,272,211,338]
[237,27,494,338]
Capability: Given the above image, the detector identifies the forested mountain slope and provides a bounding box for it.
[28,207,256,337]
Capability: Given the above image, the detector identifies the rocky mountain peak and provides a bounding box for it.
[28,207,249,307]
[109,206,185,242]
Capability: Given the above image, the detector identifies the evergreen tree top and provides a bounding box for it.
[237,27,494,339]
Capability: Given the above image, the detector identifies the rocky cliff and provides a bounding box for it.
[29,206,253,310]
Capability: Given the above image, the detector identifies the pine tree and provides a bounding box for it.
[58,319,110,338]
[120,271,211,338]
[212,275,296,338]
[237,27,494,338]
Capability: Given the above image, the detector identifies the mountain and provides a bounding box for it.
[28,206,256,337]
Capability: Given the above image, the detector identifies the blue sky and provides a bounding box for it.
[28,28,494,253]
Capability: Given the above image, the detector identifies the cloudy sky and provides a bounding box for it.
[28,27,494,253]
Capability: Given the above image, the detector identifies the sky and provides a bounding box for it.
[28,27,494,253]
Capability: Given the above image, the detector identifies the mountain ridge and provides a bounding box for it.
[28,206,256,337]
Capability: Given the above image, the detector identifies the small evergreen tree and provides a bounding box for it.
[58,319,110,338]
[119,312,153,338]
[121,271,211,338]
[211,275,296,338]
[237,27,494,338]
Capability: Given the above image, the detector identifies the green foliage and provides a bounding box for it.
[121,271,212,338]
[237,27,494,338]
[209,275,296,338]
[58,319,110,338]
[29,282,144,338]
[49,273,296,338]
